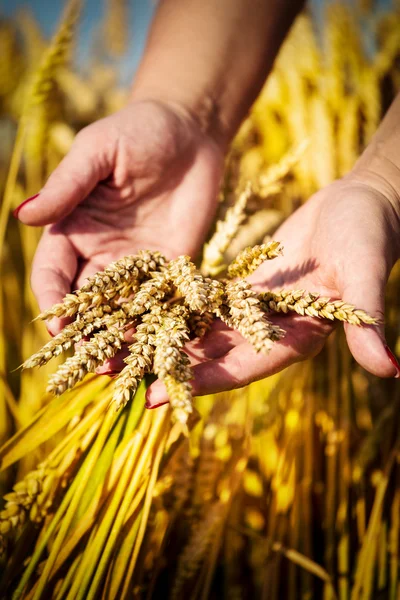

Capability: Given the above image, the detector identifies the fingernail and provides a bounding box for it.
[97,369,119,377]
[145,400,169,410]
[13,193,40,219]
[384,345,400,378]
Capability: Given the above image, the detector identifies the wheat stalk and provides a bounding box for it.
[260,290,376,325]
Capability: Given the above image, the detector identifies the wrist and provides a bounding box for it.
[344,165,400,260]
[130,81,232,152]
[349,91,400,216]
[350,146,400,208]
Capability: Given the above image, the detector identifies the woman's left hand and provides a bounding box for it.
[145,174,400,405]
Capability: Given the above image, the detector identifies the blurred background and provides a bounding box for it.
[0,0,153,84]
[0,1,400,599]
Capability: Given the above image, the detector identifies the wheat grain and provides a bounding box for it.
[225,279,285,352]
[260,290,376,325]
[153,306,193,425]
[201,182,252,277]
[188,311,215,338]
[112,308,164,409]
[122,271,172,316]
[47,326,125,395]
[227,241,283,279]
[79,250,167,294]
[23,309,127,368]
[168,256,213,313]
[35,286,136,321]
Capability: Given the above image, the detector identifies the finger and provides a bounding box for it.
[144,322,240,408]
[99,323,235,378]
[96,327,136,375]
[96,348,131,375]
[341,271,399,378]
[185,321,240,362]
[146,311,333,407]
[146,338,303,406]
[14,126,112,226]
[31,228,78,336]
[74,259,112,290]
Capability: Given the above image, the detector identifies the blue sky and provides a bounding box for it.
[0,0,155,84]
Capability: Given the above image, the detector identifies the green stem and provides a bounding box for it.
[80,408,169,600]
[118,419,169,600]
[13,408,116,600]
[65,431,145,599]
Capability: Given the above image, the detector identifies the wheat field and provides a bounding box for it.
[0,1,400,598]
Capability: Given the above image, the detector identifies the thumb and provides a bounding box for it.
[14,126,112,226]
[341,272,399,378]
[31,228,78,336]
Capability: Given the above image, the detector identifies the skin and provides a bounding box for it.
[23,100,224,329]
[15,0,400,407]
[107,177,400,404]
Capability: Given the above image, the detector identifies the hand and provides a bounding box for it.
[146,176,400,405]
[16,100,224,334]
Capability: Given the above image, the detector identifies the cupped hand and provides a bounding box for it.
[16,100,224,334]
[146,176,400,406]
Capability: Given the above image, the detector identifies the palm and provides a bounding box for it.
[166,179,398,398]
[29,101,223,319]
[53,141,221,288]
[184,192,338,383]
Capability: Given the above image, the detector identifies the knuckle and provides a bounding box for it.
[374,308,385,322]
[226,353,252,389]
[30,265,69,297]
[74,124,96,145]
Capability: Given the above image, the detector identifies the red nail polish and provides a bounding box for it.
[145,400,169,410]
[384,345,400,378]
[103,370,120,377]
[13,193,40,219]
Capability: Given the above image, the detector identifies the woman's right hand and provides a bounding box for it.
[14,100,224,334]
